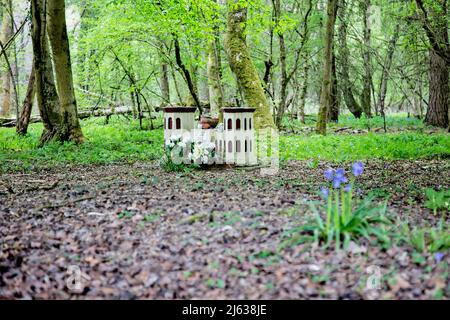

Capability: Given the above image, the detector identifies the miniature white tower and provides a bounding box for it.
[222,108,257,166]
[163,106,196,142]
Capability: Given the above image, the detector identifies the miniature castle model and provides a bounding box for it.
[164,106,257,166]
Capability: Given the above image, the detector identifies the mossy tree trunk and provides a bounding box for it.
[316,0,338,135]
[30,0,62,144]
[46,0,84,143]
[224,0,275,129]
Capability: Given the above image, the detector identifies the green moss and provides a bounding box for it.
[224,3,275,130]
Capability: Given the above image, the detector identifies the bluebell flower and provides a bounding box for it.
[324,168,334,181]
[321,187,329,199]
[435,252,445,263]
[332,168,347,189]
[335,168,345,178]
[344,184,352,192]
[352,161,364,177]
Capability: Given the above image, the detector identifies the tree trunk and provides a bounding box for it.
[129,77,137,118]
[337,0,363,119]
[31,0,62,144]
[160,62,170,108]
[173,37,202,113]
[328,50,339,122]
[415,0,450,129]
[274,0,288,128]
[46,0,84,143]
[0,0,13,116]
[377,23,400,122]
[316,0,338,135]
[224,0,275,129]
[425,49,449,128]
[297,58,309,123]
[360,0,372,117]
[16,65,36,135]
[207,36,223,117]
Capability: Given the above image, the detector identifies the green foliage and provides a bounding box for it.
[280,195,390,251]
[399,223,450,254]
[424,188,450,215]
[0,117,163,173]
[281,132,450,162]
[1,115,448,173]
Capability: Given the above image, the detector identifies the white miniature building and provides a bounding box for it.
[163,106,196,141]
[217,108,257,166]
[164,106,257,166]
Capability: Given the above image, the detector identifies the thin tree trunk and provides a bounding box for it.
[170,64,183,105]
[377,23,400,125]
[129,77,137,118]
[0,0,13,116]
[224,0,275,129]
[16,65,36,135]
[160,62,170,107]
[207,30,224,118]
[46,0,84,143]
[316,0,338,135]
[297,58,309,123]
[337,0,363,119]
[328,50,339,122]
[173,37,202,114]
[360,0,372,117]
[274,0,288,128]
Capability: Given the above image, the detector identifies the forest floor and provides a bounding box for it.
[1,159,449,299]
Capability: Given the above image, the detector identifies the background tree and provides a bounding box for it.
[0,0,13,116]
[316,0,338,134]
[414,0,449,129]
[47,0,84,142]
[225,0,275,129]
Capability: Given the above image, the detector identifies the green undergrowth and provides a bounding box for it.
[0,114,449,173]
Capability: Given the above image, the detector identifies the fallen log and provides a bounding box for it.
[0,106,158,127]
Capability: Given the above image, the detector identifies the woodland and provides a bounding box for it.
[0,0,449,300]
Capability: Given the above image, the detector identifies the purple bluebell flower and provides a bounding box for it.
[352,161,364,177]
[320,187,329,199]
[335,168,345,178]
[435,252,445,263]
[332,168,347,189]
[324,168,334,181]
[344,184,352,192]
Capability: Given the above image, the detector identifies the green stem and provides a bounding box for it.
[334,190,340,249]
[326,194,332,236]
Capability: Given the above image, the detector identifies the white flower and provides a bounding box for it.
[201,155,208,164]
[178,141,186,148]
[182,136,191,144]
